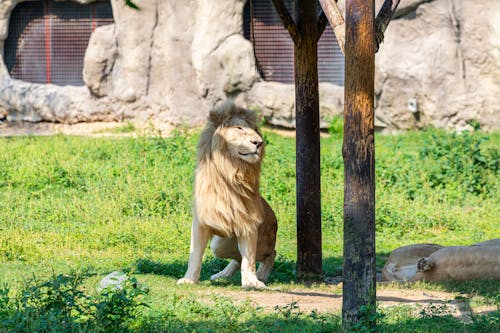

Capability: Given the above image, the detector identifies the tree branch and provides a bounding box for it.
[318,0,345,54]
[270,0,300,43]
[375,0,401,52]
[317,10,328,40]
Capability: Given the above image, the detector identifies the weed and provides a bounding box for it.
[328,116,343,137]
[0,272,148,333]
[419,129,498,196]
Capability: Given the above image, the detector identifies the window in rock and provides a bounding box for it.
[4,0,113,86]
[243,0,344,85]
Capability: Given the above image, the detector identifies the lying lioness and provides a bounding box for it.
[383,239,500,282]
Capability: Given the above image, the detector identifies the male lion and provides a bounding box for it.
[177,100,277,289]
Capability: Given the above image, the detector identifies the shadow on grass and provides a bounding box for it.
[133,256,346,285]
[420,279,500,302]
[131,253,415,284]
[133,256,500,304]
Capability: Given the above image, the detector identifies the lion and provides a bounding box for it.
[177,100,277,289]
[382,239,500,282]
[413,239,500,282]
[381,243,444,281]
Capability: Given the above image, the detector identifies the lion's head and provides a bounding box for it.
[198,100,264,166]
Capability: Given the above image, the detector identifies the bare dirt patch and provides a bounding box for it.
[0,120,175,137]
[211,286,496,322]
[222,287,454,313]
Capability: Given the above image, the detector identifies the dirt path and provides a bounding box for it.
[0,120,175,137]
[208,286,496,323]
[222,287,453,313]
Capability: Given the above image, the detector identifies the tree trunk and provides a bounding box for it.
[342,0,376,330]
[295,0,322,280]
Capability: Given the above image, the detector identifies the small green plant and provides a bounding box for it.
[0,273,148,333]
[348,304,385,333]
[274,301,301,321]
[467,119,481,131]
[418,303,452,319]
[328,115,343,136]
[419,129,498,196]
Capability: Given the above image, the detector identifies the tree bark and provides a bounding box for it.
[270,0,300,43]
[342,0,376,330]
[318,0,345,54]
[269,0,323,280]
[294,0,322,280]
[375,0,401,51]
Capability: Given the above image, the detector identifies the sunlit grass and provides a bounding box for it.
[0,128,498,332]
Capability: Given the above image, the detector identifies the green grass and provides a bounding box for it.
[0,128,498,332]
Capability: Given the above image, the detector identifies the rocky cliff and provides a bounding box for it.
[0,0,498,131]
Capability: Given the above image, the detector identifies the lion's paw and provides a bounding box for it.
[242,279,266,290]
[177,278,197,285]
[417,257,434,272]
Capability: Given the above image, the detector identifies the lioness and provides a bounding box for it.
[413,239,500,282]
[177,100,277,289]
[382,239,500,282]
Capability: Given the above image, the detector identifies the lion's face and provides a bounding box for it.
[214,118,264,164]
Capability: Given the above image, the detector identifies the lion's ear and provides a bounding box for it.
[209,99,236,126]
[244,109,258,128]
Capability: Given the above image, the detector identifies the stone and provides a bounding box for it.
[192,0,258,104]
[147,0,206,125]
[83,24,117,97]
[243,81,343,129]
[109,0,156,102]
[98,271,128,291]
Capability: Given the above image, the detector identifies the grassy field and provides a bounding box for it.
[0,126,498,332]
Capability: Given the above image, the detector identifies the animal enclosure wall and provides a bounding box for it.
[243,0,344,85]
[4,0,113,86]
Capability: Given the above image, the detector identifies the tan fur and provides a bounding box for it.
[382,240,500,282]
[382,244,444,281]
[177,100,277,289]
[412,239,500,282]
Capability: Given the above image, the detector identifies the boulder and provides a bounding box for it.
[243,81,344,129]
[83,24,117,97]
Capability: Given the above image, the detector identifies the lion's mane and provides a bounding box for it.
[194,101,265,238]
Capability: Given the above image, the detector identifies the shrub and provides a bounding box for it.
[0,273,148,333]
[419,130,498,196]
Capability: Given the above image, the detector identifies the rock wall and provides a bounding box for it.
[0,0,258,125]
[0,0,499,131]
[374,0,500,131]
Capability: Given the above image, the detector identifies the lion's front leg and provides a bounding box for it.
[177,217,210,285]
[238,230,266,289]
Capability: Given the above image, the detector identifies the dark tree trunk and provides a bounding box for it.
[294,0,322,280]
[342,0,376,330]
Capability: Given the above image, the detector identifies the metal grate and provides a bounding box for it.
[244,0,344,85]
[4,0,113,86]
